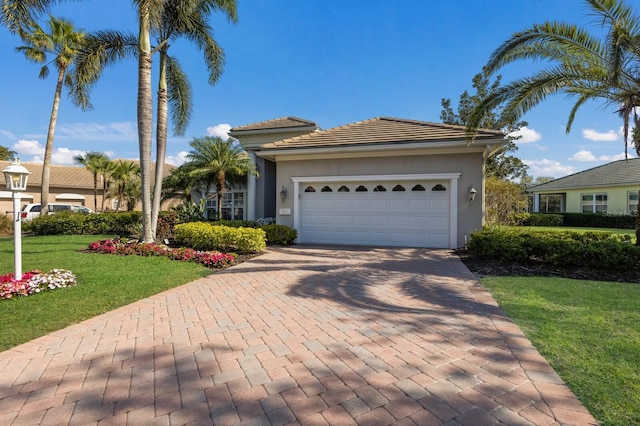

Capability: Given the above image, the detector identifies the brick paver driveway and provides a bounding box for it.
[0,246,597,425]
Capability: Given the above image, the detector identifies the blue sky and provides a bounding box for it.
[0,0,634,178]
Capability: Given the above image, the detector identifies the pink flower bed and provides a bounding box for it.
[87,238,236,269]
[1,269,77,300]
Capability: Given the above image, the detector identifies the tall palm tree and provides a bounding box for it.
[185,136,256,220]
[150,0,237,238]
[73,151,109,212]
[16,15,86,216]
[465,0,640,240]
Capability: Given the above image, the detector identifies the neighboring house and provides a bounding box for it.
[229,116,506,248]
[529,158,640,215]
[0,160,179,216]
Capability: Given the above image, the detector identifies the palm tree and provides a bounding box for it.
[466,0,640,240]
[185,136,256,220]
[108,160,141,212]
[73,151,110,212]
[16,15,86,216]
[149,0,237,239]
[162,163,201,203]
[1,0,52,33]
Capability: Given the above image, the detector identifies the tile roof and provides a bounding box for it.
[0,160,175,189]
[0,161,94,189]
[529,158,640,191]
[230,117,318,132]
[258,117,504,150]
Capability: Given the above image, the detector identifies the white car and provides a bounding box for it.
[21,203,96,221]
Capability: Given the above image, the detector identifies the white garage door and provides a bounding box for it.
[299,180,450,248]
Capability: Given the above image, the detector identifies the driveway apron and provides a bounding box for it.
[0,246,597,425]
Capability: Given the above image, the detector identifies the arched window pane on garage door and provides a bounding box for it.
[338,185,350,192]
[304,186,316,192]
[411,184,425,191]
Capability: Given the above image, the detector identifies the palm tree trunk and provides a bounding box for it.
[41,66,65,216]
[151,52,168,238]
[93,172,98,212]
[137,2,154,242]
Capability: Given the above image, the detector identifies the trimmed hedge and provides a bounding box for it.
[513,212,636,229]
[211,220,297,246]
[468,227,639,269]
[174,222,266,254]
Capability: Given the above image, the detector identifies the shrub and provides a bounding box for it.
[174,222,266,254]
[0,213,13,234]
[261,224,297,246]
[468,227,640,269]
[25,211,143,236]
[525,213,564,226]
[172,199,206,223]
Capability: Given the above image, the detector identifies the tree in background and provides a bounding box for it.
[108,160,141,212]
[73,151,110,212]
[0,146,17,161]
[16,15,87,216]
[484,176,529,225]
[185,136,256,220]
[465,0,640,241]
[441,70,529,181]
[162,163,201,204]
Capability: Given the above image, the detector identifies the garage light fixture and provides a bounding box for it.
[280,186,288,202]
[468,185,477,203]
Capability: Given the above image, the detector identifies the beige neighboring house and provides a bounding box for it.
[0,160,179,216]
[529,158,640,214]
[229,116,506,249]
[0,161,98,216]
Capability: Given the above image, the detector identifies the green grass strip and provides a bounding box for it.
[483,277,640,426]
[0,235,213,351]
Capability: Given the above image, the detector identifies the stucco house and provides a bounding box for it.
[529,158,640,215]
[228,116,506,248]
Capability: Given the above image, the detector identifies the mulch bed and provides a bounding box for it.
[455,248,640,283]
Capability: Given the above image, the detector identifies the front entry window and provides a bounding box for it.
[206,192,245,220]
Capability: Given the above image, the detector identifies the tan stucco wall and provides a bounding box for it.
[274,151,485,248]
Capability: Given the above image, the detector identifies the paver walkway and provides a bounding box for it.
[0,246,597,425]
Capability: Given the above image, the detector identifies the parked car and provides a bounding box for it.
[21,203,96,221]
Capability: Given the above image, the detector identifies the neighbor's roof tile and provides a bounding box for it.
[530,158,640,191]
[258,117,503,150]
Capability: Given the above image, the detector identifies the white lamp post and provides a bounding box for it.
[2,160,30,280]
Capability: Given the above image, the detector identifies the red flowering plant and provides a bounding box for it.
[87,238,235,268]
[1,269,77,301]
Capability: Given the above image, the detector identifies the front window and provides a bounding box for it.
[581,193,607,213]
[628,191,638,214]
[206,192,245,220]
[539,194,561,213]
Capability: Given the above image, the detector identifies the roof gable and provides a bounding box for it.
[258,117,504,150]
[230,117,318,132]
[530,158,640,191]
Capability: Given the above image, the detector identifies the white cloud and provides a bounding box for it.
[206,123,232,139]
[570,150,596,161]
[51,147,86,165]
[582,128,619,142]
[0,130,15,139]
[508,126,541,143]
[569,149,633,162]
[524,158,575,178]
[166,151,189,166]
[55,121,138,142]
[13,139,44,156]
[13,139,85,165]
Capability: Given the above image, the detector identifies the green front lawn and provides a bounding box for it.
[483,276,640,426]
[0,235,213,351]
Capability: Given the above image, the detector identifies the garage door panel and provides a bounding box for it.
[300,180,451,248]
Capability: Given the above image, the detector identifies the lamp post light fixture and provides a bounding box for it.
[2,159,30,281]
